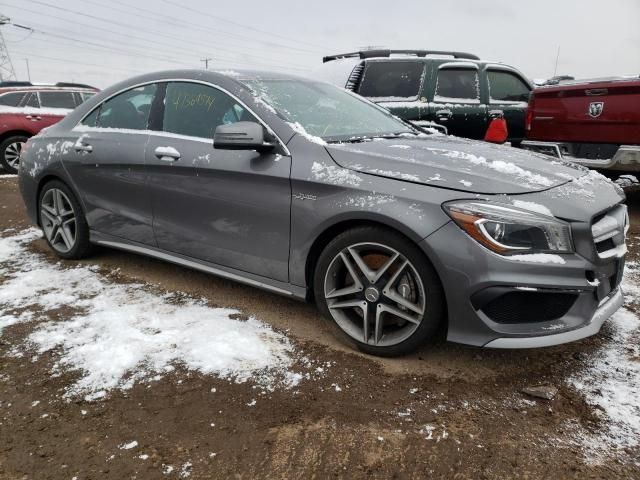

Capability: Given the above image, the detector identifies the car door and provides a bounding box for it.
[484,68,531,144]
[426,64,488,139]
[146,80,292,282]
[66,83,158,245]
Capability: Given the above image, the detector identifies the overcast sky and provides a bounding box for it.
[1,0,639,88]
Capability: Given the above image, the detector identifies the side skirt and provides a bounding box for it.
[90,231,308,300]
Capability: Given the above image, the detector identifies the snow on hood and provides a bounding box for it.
[325,135,587,195]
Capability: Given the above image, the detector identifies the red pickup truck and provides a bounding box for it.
[521,77,640,179]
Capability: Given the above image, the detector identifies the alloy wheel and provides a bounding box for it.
[4,141,25,169]
[40,188,77,253]
[323,242,426,347]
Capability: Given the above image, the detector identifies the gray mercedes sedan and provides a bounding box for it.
[17,70,628,356]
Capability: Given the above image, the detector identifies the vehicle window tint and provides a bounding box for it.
[81,107,100,127]
[24,92,39,108]
[358,61,424,99]
[163,82,256,139]
[80,91,96,103]
[488,70,530,102]
[434,68,479,101]
[97,84,157,130]
[39,91,77,109]
[0,92,25,107]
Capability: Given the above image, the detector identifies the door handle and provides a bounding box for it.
[435,109,452,121]
[74,142,93,153]
[154,146,181,162]
[489,110,504,119]
[25,115,42,121]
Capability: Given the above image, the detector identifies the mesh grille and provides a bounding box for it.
[482,291,577,324]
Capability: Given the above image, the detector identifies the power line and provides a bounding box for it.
[26,0,320,59]
[0,14,17,80]
[5,2,311,71]
[102,0,322,56]
[159,0,328,52]
[8,49,150,75]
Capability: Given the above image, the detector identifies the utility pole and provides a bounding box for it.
[24,58,30,81]
[0,15,17,81]
[200,57,212,70]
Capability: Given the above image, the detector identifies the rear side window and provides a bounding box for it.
[487,70,530,102]
[96,84,157,130]
[80,91,96,102]
[358,61,424,99]
[162,82,256,139]
[39,91,76,109]
[25,93,39,108]
[0,92,25,107]
[434,68,480,102]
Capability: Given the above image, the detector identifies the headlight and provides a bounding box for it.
[443,201,573,254]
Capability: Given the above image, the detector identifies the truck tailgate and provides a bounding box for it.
[528,80,640,144]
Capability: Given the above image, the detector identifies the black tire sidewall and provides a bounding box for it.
[0,135,29,174]
[38,180,92,259]
[313,226,446,357]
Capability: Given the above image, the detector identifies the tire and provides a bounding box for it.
[0,135,28,174]
[38,180,92,259]
[313,226,446,357]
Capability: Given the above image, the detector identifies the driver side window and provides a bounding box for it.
[162,82,256,139]
[95,84,157,130]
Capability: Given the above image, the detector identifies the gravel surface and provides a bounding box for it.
[1,172,639,479]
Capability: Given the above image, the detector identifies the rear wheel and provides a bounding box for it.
[313,226,446,356]
[38,180,92,259]
[0,135,28,174]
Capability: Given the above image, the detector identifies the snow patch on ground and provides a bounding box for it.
[0,229,299,401]
[571,252,640,457]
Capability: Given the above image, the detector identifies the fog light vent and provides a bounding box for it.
[482,291,577,324]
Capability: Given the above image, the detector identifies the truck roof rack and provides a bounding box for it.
[0,81,96,89]
[54,82,96,89]
[323,49,480,63]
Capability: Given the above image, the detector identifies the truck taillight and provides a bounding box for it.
[525,108,533,131]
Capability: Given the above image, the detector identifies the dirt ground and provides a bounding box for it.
[1,171,639,479]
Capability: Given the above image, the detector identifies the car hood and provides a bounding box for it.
[325,135,587,194]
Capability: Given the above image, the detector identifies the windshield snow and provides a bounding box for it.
[245,79,415,142]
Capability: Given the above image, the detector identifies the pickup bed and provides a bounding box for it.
[521,77,640,173]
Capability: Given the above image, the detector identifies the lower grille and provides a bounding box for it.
[482,291,578,324]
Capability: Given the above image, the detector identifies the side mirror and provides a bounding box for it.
[213,121,275,153]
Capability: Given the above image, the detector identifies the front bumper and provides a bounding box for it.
[521,141,640,173]
[483,287,623,348]
[421,221,625,348]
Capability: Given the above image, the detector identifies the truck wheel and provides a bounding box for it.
[0,135,28,174]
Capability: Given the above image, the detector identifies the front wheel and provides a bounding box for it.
[38,180,92,259]
[0,135,28,174]
[313,226,446,357]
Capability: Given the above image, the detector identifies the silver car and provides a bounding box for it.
[17,70,628,356]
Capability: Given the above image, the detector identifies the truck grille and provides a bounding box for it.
[591,204,629,259]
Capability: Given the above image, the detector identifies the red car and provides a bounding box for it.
[521,77,640,176]
[0,82,98,174]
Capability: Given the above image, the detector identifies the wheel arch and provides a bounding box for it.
[35,174,85,226]
[0,130,32,145]
[303,215,443,300]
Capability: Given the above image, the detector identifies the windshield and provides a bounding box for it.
[245,79,415,142]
